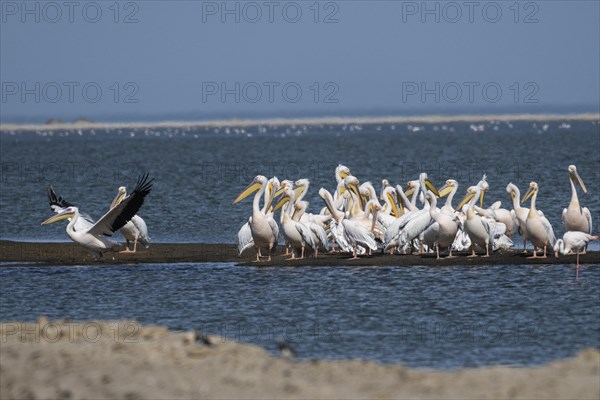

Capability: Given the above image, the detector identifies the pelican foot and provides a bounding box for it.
[119,249,135,254]
[445,255,457,259]
[467,254,478,258]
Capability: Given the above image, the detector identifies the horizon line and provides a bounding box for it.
[1,112,599,132]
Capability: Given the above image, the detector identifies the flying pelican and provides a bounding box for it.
[522,182,556,258]
[562,165,592,235]
[41,174,154,257]
[110,186,150,254]
[554,232,598,267]
[233,175,279,262]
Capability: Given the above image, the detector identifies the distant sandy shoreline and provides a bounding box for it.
[1,319,598,399]
[1,112,598,132]
[1,240,599,267]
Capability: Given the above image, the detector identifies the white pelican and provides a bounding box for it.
[318,187,352,253]
[424,191,460,259]
[47,186,94,232]
[554,232,598,267]
[562,165,592,235]
[279,187,316,259]
[232,175,279,262]
[438,179,459,215]
[456,185,493,257]
[522,182,556,258]
[110,186,150,254]
[338,177,378,258]
[237,177,279,256]
[41,174,154,257]
[294,201,329,256]
[377,186,401,228]
[507,183,530,252]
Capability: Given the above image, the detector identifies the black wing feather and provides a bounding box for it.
[109,173,154,232]
[47,186,75,209]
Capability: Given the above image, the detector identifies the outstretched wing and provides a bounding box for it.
[237,221,254,256]
[88,173,153,236]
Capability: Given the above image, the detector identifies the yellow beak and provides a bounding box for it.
[110,192,126,209]
[387,192,400,218]
[571,171,588,193]
[522,187,535,203]
[41,212,73,225]
[424,179,440,198]
[479,190,486,208]
[438,184,453,198]
[456,192,475,210]
[232,181,262,205]
[273,195,291,212]
[404,187,415,197]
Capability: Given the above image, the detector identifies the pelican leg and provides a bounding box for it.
[446,247,456,259]
[266,244,273,261]
[482,244,490,258]
[527,248,539,259]
[436,244,440,260]
[467,244,478,258]
[576,252,580,268]
[350,246,359,260]
[299,245,305,260]
[119,240,134,254]
[132,239,138,254]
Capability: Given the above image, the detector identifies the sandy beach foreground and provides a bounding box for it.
[1,240,599,267]
[1,319,598,400]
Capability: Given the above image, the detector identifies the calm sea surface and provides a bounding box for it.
[1,120,599,368]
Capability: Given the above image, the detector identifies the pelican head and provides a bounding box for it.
[335,164,350,182]
[41,206,77,225]
[506,182,519,200]
[568,165,587,193]
[110,186,127,209]
[232,175,267,205]
[456,186,479,210]
[404,180,419,197]
[383,186,400,217]
[438,179,458,197]
[522,181,539,203]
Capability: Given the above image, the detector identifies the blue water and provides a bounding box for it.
[1,119,599,369]
[1,262,598,369]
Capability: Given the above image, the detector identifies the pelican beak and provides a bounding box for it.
[294,186,305,201]
[571,170,588,193]
[522,187,534,203]
[404,187,415,197]
[110,191,126,209]
[456,192,475,210]
[424,179,440,197]
[274,186,287,197]
[41,211,73,225]
[273,195,291,212]
[387,192,400,218]
[438,184,453,198]
[479,190,486,208]
[232,181,262,205]
[339,171,349,179]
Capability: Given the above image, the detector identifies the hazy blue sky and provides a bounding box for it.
[1,0,599,122]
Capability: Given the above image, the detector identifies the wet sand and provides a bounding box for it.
[1,240,598,267]
[1,319,598,400]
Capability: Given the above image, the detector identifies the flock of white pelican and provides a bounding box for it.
[233,164,597,266]
[41,174,153,257]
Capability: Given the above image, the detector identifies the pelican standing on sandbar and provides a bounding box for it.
[562,165,592,235]
[232,175,279,262]
[111,185,150,254]
[522,182,556,258]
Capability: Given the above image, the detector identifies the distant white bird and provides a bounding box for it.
[554,232,598,268]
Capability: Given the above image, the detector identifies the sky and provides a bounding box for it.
[1,0,599,122]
